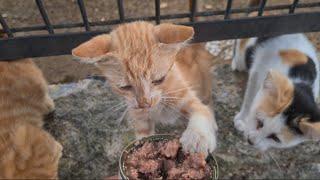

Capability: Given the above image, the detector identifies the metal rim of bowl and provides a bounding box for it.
[119,134,219,180]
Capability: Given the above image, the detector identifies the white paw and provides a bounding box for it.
[231,56,247,72]
[231,57,238,71]
[234,112,246,132]
[180,125,217,156]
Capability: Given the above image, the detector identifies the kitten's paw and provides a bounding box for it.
[234,112,246,132]
[180,124,217,156]
[231,58,239,71]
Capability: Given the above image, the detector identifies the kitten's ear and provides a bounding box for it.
[154,23,194,44]
[299,119,320,141]
[72,34,111,64]
[263,70,294,112]
[263,70,292,92]
[263,70,280,91]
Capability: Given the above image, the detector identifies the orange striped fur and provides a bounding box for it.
[0,59,62,179]
[73,21,217,155]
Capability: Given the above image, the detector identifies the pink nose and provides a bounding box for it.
[137,97,151,108]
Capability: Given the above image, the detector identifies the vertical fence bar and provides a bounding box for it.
[35,0,54,34]
[258,0,267,16]
[289,0,299,14]
[155,0,160,24]
[224,0,233,19]
[77,0,90,31]
[117,0,125,22]
[189,0,197,22]
[0,15,13,37]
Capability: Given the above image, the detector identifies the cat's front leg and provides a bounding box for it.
[231,39,247,72]
[233,111,247,132]
[128,109,155,139]
[234,71,260,132]
[180,98,217,156]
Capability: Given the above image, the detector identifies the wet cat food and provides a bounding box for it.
[123,139,212,179]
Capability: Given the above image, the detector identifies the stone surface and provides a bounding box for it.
[46,79,135,179]
[45,46,320,179]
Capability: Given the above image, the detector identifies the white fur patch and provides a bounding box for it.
[235,33,319,151]
[180,113,217,155]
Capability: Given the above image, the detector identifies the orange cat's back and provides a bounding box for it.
[176,43,214,105]
[0,123,62,179]
[0,59,53,127]
[0,59,62,179]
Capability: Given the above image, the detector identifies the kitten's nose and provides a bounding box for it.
[137,97,151,108]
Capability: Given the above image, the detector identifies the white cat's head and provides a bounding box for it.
[245,70,320,151]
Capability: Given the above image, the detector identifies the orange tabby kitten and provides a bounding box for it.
[0,58,62,178]
[72,21,217,155]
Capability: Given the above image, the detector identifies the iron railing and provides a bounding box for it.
[0,0,320,60]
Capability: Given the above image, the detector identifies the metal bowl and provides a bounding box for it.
[119,134,219,180]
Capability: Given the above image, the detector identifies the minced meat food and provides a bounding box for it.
[124,139,212,179]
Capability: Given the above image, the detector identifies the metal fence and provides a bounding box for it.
[0,0,320,60]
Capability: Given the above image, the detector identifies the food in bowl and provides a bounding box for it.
[123,138,212,179]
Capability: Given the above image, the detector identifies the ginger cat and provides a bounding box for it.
[72,21,217,155]
[0,58,62,178]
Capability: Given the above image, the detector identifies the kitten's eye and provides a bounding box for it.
[256,119,264,129]
[152,76,166,85]
[267,133,281,143]
[119,85,132,91]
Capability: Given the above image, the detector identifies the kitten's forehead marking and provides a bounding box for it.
[258,73,294,117]
[111,22,157,80]
[111,22,156,58]
[279,49,308,66]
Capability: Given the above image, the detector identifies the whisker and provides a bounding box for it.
[268,152,283,175]
[163,87,193,96]
[102,103,127,122]
[160,102,188,120]
[112,103,127,112]
[106,102,126,112]
[162,96,183,100]
[162,85,198,96]
[117,108,128,125]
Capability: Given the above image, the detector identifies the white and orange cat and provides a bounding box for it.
[233,0,320,151]
[72,21,217,155]
[0,30,62,179]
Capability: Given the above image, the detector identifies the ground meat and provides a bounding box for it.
[134,142,156,159]
[160,139,180,158]
[127,168,139,179]
[181,169,206,179]
[162,159,176,172]
[139,160,160,174]
[183,153,207,169]
[167,167,185,179]
[124,138,212,180]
